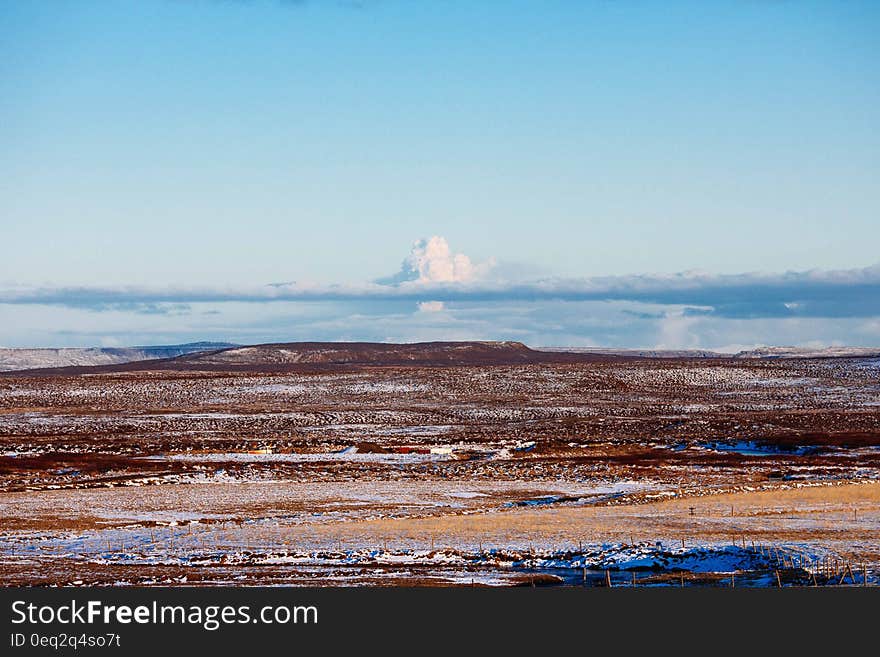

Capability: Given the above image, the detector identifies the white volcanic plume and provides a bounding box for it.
[378,236,495,285]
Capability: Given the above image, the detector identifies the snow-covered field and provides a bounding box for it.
[1,355,878,586]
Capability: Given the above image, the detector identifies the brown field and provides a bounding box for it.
[1,344,878,586]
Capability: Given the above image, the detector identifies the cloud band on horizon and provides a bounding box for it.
[2,261,879,320]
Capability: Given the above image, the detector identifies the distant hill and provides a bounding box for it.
[0,342,236,372]
[135,340,613,370]
[540,346,880,360]
[2,341,616,375]
[4,341,877,376]
[173,341,551,367]
[538,347,727,359]
[733,346,880,359]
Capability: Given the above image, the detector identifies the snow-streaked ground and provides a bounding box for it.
[1,480,876,587]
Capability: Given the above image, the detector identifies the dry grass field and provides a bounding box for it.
[1,345,878,586]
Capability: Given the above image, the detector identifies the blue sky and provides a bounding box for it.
[1,1,878,349]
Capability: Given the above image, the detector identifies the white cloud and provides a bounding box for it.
[378,236,495,285]
[417,301,445,313]
[4,298,880,350]
[4,259,880,320]
[856,319,880,337]
[2,243,880,349]
[654,311,701,350]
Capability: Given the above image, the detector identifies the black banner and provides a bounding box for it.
[1,587,874,654]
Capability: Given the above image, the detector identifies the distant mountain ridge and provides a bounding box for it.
[0,342,236,372]
[174,340,546,367]
[538,347,726,359]
[539,346,880,360]
[2,341,878,375]
[1,341,617,375]
[733,346,880,359]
